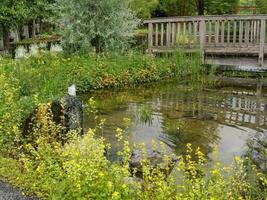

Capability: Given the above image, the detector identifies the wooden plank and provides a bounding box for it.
[171,23,176,46]
[161,23,164,46]
[209,20,212,44]
[193,21,198,46]
[215,20,219,46]
[250,21,253,43]
[256,20,260,43]
[177,23,180,47]
[144,15,267,24]
[148,23,153,53]
[183,22,186,47]
[188,22,192,48]
[199,20,206,63]
[245,21,249,45]
[259,19,265,66]
[166,22,170,47]
[253,20,257,42]
[221,20,225,44]
[227,21,230,44]
[239,20,243,45]
[233,21,237,45]
[155,23,159,46]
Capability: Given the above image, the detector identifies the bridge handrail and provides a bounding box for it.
[143,14,267,24]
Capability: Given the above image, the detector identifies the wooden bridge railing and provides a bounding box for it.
[144,15,267,66]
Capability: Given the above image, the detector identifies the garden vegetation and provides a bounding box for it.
[0,50,266,199]
[0,0,267,199]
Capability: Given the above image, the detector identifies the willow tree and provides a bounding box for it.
[55,0,139,53]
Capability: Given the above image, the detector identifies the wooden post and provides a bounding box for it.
[199,20,206,63]
[166,22,171,47]
[155,23,158,47]
[148,23,153,53]
[161,23,164,46]
[259,19,266,66]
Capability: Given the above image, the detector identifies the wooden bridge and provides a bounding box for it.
[144,15,267,67]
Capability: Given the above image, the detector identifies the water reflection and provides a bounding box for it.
[82,82,267,164]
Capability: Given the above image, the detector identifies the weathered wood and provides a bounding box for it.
[245,21,250,45]
[177,23,180,47]
[146,15,267,66]
[183,22,186,47]
[239,21,243,45]
[199,20,206,62]
[221,21,225,44]
[188,22,192,48]
[161,23,164,46]
[155,23,159,46]
[233,21,237,45]
[193,21,198,45]
[144,15,267,24]
[208,20,212,44]
[148,23,153,53]
[215,20,219,45]
[227,21,230,44]
[166,22,171,47]
[259,19,266,66]
[172,23,176,46]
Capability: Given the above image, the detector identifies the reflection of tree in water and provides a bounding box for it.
[161,117,220,158]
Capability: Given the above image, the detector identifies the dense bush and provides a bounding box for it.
[1,51,203,101]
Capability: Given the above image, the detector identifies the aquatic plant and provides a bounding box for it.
[138,105,153,125]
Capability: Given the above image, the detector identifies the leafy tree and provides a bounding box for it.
[55,0,139,53]
[256,0,267,14]
[25,0,55,38]
[0,0,28,49]
[131,0,159,18]
[205,0,239,15]
[155,0,197,17]
[196,0,205,15]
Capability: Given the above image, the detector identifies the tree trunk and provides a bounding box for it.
[28,20,37,39]
[95,35,102,54]
[18,25,24,41]
[3,25,10,51]
[32,20,36,38]
[196,0,205,15]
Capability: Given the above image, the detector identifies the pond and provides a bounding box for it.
[82,81,267,164]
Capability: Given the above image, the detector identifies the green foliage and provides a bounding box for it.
[0,52,266,199]
[205,0,239,15]
[0,121,266,199]
[0,71,22,153]
[138,105,153,125]
[256,0,267,14]
[25,0,55,22]
[0,0,28,29]
[54,0,140,53]
[156,0,197,16]
[131,0,159,18]
[0,51,203,100]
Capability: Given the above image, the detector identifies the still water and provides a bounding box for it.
[83,81,267,164]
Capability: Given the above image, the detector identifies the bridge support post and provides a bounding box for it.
[199,20,206,64]
[259,20,266,66]
[148,23,153,54]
